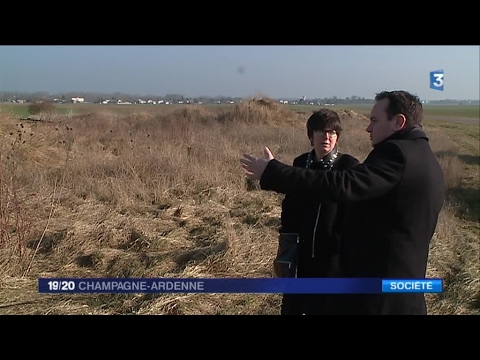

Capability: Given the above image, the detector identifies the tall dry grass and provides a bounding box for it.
[0,99,477,314]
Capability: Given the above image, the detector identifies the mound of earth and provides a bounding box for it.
[216,97,303,125]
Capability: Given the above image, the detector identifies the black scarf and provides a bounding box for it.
[306,147,339,171]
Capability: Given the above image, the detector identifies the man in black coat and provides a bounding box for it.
[241,90,446,315]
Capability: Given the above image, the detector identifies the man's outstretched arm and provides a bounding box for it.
[256,142,405,203]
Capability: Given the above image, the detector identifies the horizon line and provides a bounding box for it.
[0,90,478,102]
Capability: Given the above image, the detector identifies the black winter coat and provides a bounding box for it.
[261,126,446,315]
[278,149,359,315]
[280,150,360,278]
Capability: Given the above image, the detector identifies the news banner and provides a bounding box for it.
[38,278,443,294]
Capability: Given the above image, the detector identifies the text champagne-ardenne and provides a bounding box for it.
[78,280,205,292]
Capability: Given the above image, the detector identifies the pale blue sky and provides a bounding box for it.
[1,45,478,100]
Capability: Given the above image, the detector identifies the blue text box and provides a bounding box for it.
[382,279,443,293]
[39,278,382,294]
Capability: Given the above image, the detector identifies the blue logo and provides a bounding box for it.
[430,69,444,91]
[382,279,443,293]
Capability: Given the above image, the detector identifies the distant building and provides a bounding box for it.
[71,97,85,103]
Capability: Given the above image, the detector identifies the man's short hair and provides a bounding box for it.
[375,90,424,127]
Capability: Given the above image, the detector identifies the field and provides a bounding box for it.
[4,102,479,124]
[1,102,234,120]
[0,99,478,315]
[290,104,480,125]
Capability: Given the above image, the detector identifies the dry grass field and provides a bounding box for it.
[0,99,478,315]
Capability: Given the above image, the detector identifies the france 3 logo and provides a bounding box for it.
[430,69,444,91]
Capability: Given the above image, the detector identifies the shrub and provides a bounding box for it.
[28,101,56,115]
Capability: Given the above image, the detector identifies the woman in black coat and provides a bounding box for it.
[278,109,359,315]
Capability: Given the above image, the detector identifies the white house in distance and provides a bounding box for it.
[71,97,85,103]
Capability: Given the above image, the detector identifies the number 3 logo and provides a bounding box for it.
[430,69,444,91]
[433,73,444,87]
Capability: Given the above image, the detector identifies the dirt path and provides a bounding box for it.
[426,115,479,125]
[344,109,479,126]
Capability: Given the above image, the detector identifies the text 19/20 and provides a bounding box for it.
[47,281,75,291]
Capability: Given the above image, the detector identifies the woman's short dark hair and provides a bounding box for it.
[306,108,343,139]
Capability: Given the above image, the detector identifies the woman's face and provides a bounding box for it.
[310,128,338,158]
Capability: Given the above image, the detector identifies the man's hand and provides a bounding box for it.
[240,147,275,180]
